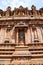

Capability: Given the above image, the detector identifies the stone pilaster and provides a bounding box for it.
[31,27,34,43]
[27,27,31,44]
[16,29,18,45]
[25,28,27,45]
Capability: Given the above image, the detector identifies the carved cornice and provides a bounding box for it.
[0,5,43,17]
[0,16,43,21]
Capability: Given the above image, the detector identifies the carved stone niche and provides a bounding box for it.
[6,6,11,16]
[40,8,43,16]
[31,5,37,16]
[32,24,39,42]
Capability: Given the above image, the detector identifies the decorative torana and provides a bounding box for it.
[0,5,43,65]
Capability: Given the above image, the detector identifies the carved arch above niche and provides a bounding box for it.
[15,21,28,28]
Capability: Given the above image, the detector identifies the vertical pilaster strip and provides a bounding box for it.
[4,28,6,40]
[0,28,2,43]
[16,29,18,45]
[40,27,43,42]
[31,27,34,43]
[27,27,31,44]
[1,28,5,43]
[25,28,27,45]
[41,27,43,39]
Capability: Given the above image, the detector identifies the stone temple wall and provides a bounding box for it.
[0,5,43,65]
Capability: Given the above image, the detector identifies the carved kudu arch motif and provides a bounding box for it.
[15,21,28,28]
[9,21,28,38]
[8,21,28,44]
